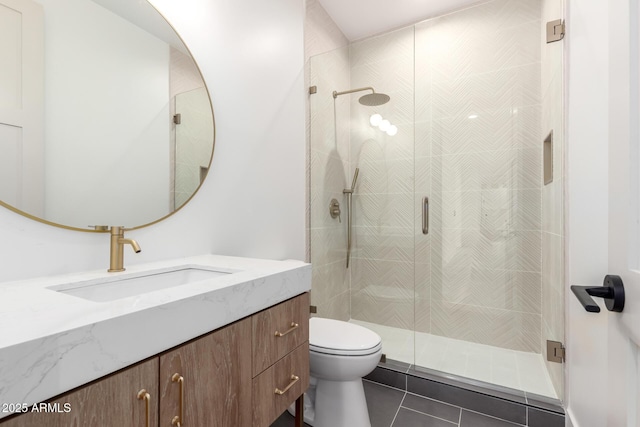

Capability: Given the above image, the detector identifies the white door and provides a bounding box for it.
[0,0,43,216]
[568,0,640,425]
[605,0,640,424]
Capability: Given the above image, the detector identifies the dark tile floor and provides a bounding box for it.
[271,379,532,427]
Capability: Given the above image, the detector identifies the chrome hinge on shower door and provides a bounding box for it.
[546,19,565,43]
[547,340,565,363]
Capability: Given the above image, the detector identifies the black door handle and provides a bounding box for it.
[571,275,625,313]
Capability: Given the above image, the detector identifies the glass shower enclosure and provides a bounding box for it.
[308,0,564,400]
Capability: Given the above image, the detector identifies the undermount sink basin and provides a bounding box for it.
[48,265,236,302]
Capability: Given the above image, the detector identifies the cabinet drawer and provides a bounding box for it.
[252,342,309,427]
[252,293,309,376]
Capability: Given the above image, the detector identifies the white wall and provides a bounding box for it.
[0,0,305,282]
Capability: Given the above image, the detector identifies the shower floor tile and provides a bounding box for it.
[350,319,557,398]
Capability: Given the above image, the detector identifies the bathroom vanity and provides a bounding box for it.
[0,0,310,424]
[0,255,311,426]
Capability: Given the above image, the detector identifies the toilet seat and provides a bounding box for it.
[310,318,382,356]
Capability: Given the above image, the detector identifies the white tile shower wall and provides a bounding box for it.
[540,0,565,399]
[349,26,416,330]
[304,0,349,60]
[345,0,544,352]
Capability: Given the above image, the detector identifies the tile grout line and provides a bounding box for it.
[363,378,405,393]
[458,407,462,426]
[398,406,459,425]
[372,370,525,407]
[367,376,529,426]
[388,392,407,427]
[402,389,466,412]
[375,377,528,426]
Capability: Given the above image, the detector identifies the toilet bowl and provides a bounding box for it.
[291,317,382,427]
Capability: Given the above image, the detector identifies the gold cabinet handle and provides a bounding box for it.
[275,322,299,337]
[274,374,300,395]
[137,389,151,427]
[171,373,184,426]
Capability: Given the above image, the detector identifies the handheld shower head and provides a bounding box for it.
[333,87,390,106]
[350,168,359,191]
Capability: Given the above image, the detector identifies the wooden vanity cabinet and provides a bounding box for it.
[0,293,309,427]
[0,358,159,427]
[159,317,252,427]
[252,293,310,426]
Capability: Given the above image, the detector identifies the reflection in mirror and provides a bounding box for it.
[0,0,214,230]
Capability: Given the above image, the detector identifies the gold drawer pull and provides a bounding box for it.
[171,373,184,426]
[275,322,299,337]
[274,374,300,395]
[137,389,151,427]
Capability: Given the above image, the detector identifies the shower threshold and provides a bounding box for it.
[349,319,558,399]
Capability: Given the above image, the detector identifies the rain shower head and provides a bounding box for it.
[333,86,390,106]
[359,92,391,106]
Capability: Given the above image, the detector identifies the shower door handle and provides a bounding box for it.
[422,197,429,235]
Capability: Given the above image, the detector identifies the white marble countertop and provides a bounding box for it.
[0,254,311,419]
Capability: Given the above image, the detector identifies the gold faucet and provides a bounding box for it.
[108,226,141,272]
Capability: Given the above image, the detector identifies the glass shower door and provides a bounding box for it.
[346,27,417,366]
[308,26,417,368]
[413,0,564,399]
[308,46,352,322]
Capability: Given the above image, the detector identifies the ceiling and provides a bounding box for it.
[317,0,483,41]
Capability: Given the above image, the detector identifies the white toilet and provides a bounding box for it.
[293,317,382,427]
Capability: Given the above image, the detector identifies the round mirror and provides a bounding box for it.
[0,0,214,230]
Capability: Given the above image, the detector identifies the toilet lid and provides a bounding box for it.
[309,318,382,356]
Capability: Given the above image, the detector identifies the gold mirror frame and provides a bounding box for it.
[0,0,215,233]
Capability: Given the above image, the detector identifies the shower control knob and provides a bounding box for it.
[329,199,341,223]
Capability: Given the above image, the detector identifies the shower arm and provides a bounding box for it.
[333,87,375,98]
[343,168,359,268]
